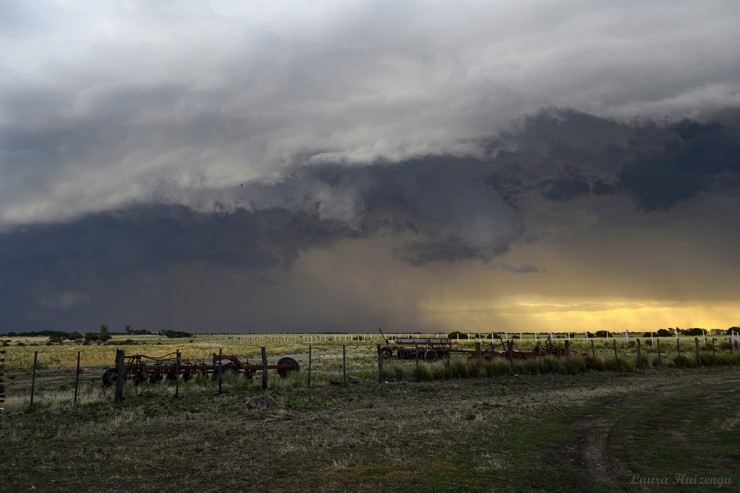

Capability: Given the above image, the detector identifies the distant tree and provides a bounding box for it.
[46,334,65,345]
[594,330,611,338]
[84,332,98,342]
[69,330,81,340]
[100,324,109,335]
[683,328,706,336]
[163,330,192,338]
[656,328,673,337]
[447,331,468,340]
[727,326,740,334]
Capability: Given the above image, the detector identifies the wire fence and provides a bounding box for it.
[2,334,739,411]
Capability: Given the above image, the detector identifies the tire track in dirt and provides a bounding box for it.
[574,415,634,487]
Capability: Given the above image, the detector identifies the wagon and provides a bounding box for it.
[381,337,454,362]
[102,352,300,386]
[473,337,572,360]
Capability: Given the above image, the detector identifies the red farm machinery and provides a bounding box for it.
[101,352,300,386]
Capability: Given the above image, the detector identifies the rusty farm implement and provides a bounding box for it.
[473,335,573,360]
[101,352,300,386]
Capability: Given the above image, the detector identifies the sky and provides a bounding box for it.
[1,0,740,333]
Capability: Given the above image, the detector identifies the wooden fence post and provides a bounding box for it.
[175,350,180,398]
[415,343,419,374]
[73,351,81,404]
[636,339,641,368]
[712,338,716,358]
[0,350,5,409]
[657,339,662,366]
[114,349,125,404]
[676,337,681,354]
[218,348,223,395]
[308,345,312,387]
[30,351,38,406]
[377,344,385,384]
[564,340,570,357]
[507,340,514,370]
[613,339,618,360]
[342,345,347,386]
[261,347,268,391]
[591,339,595,358]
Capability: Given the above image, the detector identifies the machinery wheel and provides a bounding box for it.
[276,357,300,377]
[219,363,240,377]
[101,367,117,387]
[424,350,439,362]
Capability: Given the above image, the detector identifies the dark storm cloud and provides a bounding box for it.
[618,119,740,211]
[4,109,740,329]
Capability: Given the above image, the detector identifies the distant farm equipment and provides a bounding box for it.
[378,329,573,362]
[474,335,572,360]
[379,329,454,361]
[101,352,299,386]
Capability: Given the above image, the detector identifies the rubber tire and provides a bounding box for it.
[277,357,300,377]
[101,367,117,387]
[219,363,240,377]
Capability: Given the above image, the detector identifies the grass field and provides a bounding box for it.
[1,336,739,492]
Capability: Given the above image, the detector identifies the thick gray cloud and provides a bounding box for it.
[2,1,740,330]
[3,109,740,330]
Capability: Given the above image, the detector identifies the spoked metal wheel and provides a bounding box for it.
[424,350,439,362]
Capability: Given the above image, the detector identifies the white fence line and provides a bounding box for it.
[199,331,730,346]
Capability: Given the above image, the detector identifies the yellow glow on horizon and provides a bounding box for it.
[420,297,740,331]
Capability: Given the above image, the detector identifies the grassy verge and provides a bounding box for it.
[2,367,738,492]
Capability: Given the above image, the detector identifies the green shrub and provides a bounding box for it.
[605,357,633,373]
[672,354,695,368]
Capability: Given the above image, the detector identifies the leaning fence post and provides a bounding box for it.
[261,347,268,391]
[695,338,701,367]
[73,351,81,404]
[30,351,39,406]
[377,344,385,384]
[114,349,125,404]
